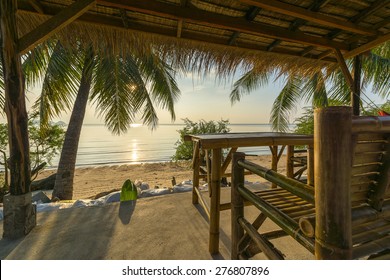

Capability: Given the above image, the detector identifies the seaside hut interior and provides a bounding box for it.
[1,0,390,259]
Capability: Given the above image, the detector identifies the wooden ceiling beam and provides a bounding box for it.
[229,6,261,46]
[239,0,378,36]
[96,0,349,50]
[334,49,355,93]
[27,0,44,14]
[18,5,336,64]
[267,0,330,51]
[345,32,390,59]
[120,9,129,28]
[304,0,389,59]
[18,0,95,54]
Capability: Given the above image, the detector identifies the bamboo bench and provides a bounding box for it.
[231,107,390,260]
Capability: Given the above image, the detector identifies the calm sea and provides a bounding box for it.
[49,123,285,168]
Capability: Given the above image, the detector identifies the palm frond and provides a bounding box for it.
[230,68,270,105]
[32,41,80,126]
[362,52,390,98]
[301,72,328,107]
[91,53,141,135]
[138,53,180,122]
[270,75,302,132]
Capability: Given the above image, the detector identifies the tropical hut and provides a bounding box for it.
[1,0,389,241]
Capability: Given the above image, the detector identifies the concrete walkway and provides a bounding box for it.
[0,190,313,260]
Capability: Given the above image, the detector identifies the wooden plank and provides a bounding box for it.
[352,164,381,175]
[240,0,378,36]
[221,147,238,175]
[193,186,210,219]
[27,0,44,14]
[355,142,386,153]
[18,0,96,54]
[345,32,390,60]
[353,152,383,165]
[333,49,355,94]
[97,0,349,50]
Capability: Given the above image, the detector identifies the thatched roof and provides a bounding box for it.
[15,0,390,76]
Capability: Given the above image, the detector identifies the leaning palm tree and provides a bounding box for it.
[26,42,180,200]
[230,42,390,132]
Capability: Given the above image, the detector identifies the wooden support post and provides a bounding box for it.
[307,145,314,186]
[353,55,362,116]
[231,152,245,259]
[192,141,200,204]
[209,148,222,254]
[270,145,278,188]
[1,0,35,239]
[314,106,353,259]
[286,145,294,178]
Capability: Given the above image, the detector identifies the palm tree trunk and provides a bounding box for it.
[52,47,94,200]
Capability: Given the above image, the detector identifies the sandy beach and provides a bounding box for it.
[36,155,286,200]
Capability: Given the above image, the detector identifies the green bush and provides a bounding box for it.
[294,101,390,135]
[0,114,65,189]
[172,118,230,161]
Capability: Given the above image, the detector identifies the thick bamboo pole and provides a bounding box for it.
[192,141,200,204]
[270,145,278,189]
[314,106,353,259]
[209,148,222,254]
[238,218,284,259]
[286,145,294,178]
[231,152,245,259]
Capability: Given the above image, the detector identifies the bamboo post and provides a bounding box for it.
[307,144,314,186]
[286,145,294,178]
[192,141,200,204]
[270,145,278,189]
[231,152,245,259]
[314,106,353,259]
[209,148,222,254]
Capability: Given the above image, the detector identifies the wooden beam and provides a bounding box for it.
[27,0,44,14]
[308,0,389,59]
[350,0,390,23]
[18,5,337,63]
[345,32,390,59]
[267,0,330,51]
[177,19,183,38]
[333,49,355,94]
[229,6,260,46]
[18,0,96,54]
[240,0,378,36]
[120,9,129,28]
[96,0,349,50]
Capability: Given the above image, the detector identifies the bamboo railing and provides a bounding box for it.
[231,106,390,260]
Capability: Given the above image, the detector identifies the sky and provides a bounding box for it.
[6,68,388,127]
[23,71,296,126]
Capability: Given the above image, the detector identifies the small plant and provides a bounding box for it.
[0,113,65,195]
[172,118,230,161]
[120,179,138,201]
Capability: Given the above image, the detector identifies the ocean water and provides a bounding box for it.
[49,123,281,168]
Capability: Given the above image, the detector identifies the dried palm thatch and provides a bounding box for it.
[14,0,390,78]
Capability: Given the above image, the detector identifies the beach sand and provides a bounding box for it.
[36,155,287,200]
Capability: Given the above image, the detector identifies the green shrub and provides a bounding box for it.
[172,118,230,161]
